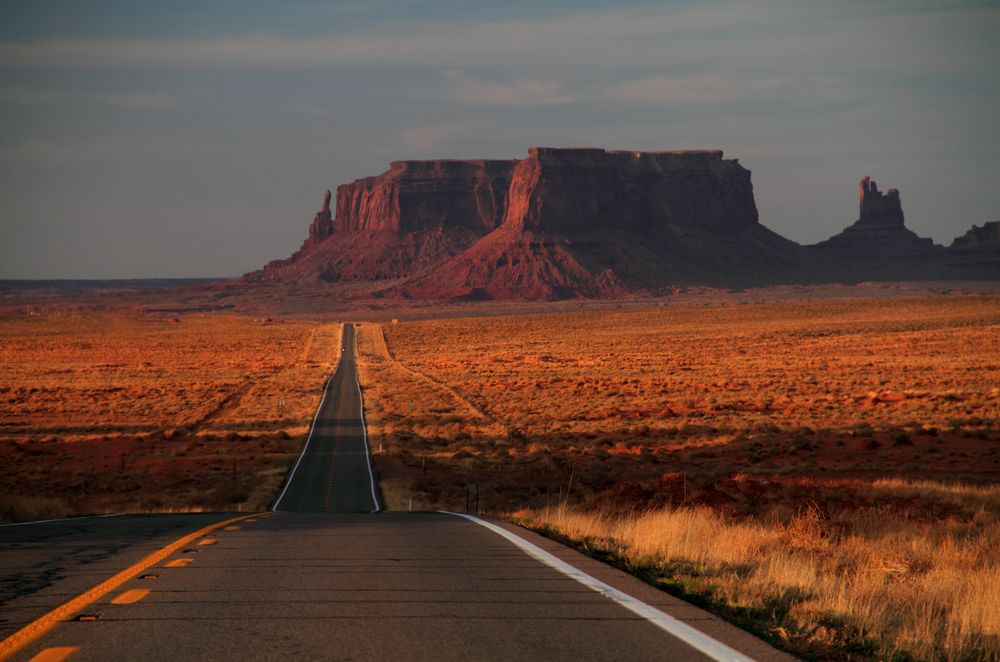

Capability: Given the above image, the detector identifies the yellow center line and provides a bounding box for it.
[164,558,193,568]
[0,512,266,661]
[197,538,217,546]
[223,526,241,531]
[27,647,78,662]
[110,589,149,605]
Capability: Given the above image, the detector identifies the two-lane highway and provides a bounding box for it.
[272,323,379,513]
[0,323,792,661]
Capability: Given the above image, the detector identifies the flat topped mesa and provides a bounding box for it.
[526,146,727,163]
[859,176,904,227]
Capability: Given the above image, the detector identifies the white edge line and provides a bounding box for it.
[440,511,755,662]
[0,513,123,528]
[271,326,342,511]
[354,325,381,513]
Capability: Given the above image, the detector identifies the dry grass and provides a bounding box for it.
[364,296,1000,514]
[515,486,1000,661]
[355,295,1000,660]
[0,311,340,519]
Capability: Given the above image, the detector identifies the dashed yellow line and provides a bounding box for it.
[0,512,264,661]
[27,647,78,662]
[164,558,193,568]
[223,526,241,531]
[198,538,218,546]
[110,589,149,605]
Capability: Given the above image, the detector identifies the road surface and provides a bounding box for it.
[272,323,379,513]
[0,323,791,661]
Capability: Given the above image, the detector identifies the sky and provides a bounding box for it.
[1,1,998,279]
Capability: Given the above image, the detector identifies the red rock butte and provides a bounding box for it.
[246,147,999,300]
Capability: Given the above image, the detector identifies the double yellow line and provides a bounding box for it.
[0,512,265,661]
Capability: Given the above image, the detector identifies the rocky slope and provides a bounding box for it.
[807,177,999,280]
[943,221,1000,275]
[251,159,515,283]
[248,149,998,300]
[399,148,820,299]
[808,177,942,275]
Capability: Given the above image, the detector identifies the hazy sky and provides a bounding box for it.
[1,1,998,278]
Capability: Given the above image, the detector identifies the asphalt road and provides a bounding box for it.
[0,514,233,642]
[272,323,379,513]
[0,323,792,661]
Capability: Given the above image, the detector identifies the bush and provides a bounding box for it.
[0,494,72,523]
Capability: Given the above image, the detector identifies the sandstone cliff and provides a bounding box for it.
[399,148,819,299]
[249,150,998,300]
[254,159,515,282]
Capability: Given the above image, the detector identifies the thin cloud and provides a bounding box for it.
[0,86,179,108]
[0,3,993,84]
[95,92,179,108]
[609,75,788,105]
[5,136,130,166]
[444,71,573,106]
[0,6,794,71]
[398,120,490,152]
[0,87,76,105]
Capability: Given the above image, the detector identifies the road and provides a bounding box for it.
[0,324,791,661]
[272,323,379,513]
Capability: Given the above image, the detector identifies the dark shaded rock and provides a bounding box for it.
[400,147,818,300]
[943,221,1000,277]
[951,221,1000,250]
[809,177,944,278]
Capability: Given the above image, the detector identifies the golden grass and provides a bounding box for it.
[517,490,1000,661]
[365,296,999,514]
[385,296,1000,443]
[356,295,1000,659]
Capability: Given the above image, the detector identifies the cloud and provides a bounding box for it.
[0,6,790,71]
[0,86,179,108]
[444,71,573,106]
[609,75,788,105]
[398,120,490,152]
[3,136,130,166]
[0,87,75,105]
[94,92,179,108]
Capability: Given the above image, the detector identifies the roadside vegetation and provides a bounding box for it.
[513,481,1000,661]
[357,295,1000,660]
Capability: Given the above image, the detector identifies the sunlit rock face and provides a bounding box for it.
[256,160,516,282]
[397,147,815,300]
[248,157,1000,299]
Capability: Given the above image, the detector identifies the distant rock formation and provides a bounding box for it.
[951,221,1000,250]
[858,176,905,227]
[334,159,514,235]
[255,160,515,282]
[247,153,999,299]
[308,190,334,248]
[400,147,816,299]
[944,221,1000,276]
[808,177,943,278]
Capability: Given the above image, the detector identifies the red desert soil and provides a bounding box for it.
[0,312,341,518]
[356,295,1000,513]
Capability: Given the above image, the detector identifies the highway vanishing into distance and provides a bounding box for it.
[0,325,791,661]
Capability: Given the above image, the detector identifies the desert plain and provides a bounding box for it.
[2,292,998,660]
